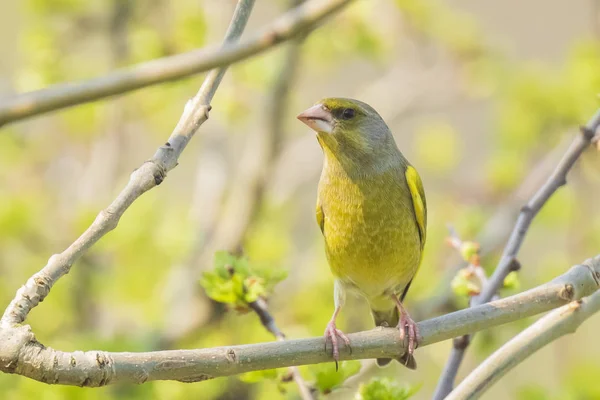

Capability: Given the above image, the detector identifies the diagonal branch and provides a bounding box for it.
[0,0,354,127]
[433,109,600,399]
[161,5,309,342]
[0,255,598,386]
[0,0,257,328]
[447,281,600,400]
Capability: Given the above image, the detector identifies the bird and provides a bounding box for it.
[297,98,426,369]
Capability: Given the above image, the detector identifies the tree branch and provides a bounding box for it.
[0,255,598,386]
[161,4,308,341]
[0,0,353,127]
[448,274,600,400]
[249,298,314,400]
[0,0,257,328]
[433,109,600,399]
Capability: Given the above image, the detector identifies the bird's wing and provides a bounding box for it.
[405,165,427,250]
[400,165,427,303]
[316,197,325,235]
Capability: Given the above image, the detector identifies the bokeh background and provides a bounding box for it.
[1,0,600,399]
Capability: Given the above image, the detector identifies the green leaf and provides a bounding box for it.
[459,241,480,263]
[451,268,481,297]
[200,273,237,304]
[311,360,361,394]
[503,271,520,291]
[356,378,419,400]
[200,251,287,309]
[239,369,280,383]
[243,277,266,304]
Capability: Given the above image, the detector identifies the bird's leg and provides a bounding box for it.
[392,295,419,356]
[324,280,351,370]
[324,307,351,362]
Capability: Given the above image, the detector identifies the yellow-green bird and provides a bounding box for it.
[297,98,426,369]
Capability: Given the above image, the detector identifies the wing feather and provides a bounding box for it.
[316,197,325,235]
[405,165,427,250]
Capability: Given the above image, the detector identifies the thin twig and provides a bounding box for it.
[0,255,597,386]
[413,135,575,319]
[194,3,309,271]
[249,298,314,400]
[0,0,257,328]
[161,8,309,341]
[433,109,600,399]
[448,279,600,399]
[0,0,354,127]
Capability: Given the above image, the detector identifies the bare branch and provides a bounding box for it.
[0,0,353,127]
[161,7,308,341]
[415,135,575,318]
[448,260,600,400]
[0,256,597,386]
[433,109,600,399]
[0,0,257,328]
[249,298,314,400]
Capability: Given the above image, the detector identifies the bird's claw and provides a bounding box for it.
[397,312,419,356]
[324,321,351,371]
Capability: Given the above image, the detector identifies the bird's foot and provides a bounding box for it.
[323,321,351,370]
[397,310,419,356]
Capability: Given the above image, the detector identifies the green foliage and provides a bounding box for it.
[414,122,462,175]
[502,271,520,291]
[451,267,481,297]
[4,0,600,399]
[172,8,207,51]
[356,378,419,400]
[305,2,388,66]
[26,0,84,15]
[395,0,485,58]
[458,241,480,263]
[239,369,294,395]
[516,385,549,400]
[239,369,280,383]
[200,251,287,310]
[310,360,361,395]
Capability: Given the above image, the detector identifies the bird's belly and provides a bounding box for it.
[323,201,421,301]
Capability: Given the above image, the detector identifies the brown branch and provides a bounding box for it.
[0,0,354,127]
[0,255,597,386]
[433,109,600,399]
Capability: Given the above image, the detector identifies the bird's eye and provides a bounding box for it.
[341,108,355,120]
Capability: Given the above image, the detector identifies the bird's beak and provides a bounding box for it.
[297,104,334,134]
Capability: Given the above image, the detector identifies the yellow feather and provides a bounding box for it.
[405,165,427,250]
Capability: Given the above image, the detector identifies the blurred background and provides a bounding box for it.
[1,0,600,399]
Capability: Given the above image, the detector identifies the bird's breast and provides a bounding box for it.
[319,166,421,300]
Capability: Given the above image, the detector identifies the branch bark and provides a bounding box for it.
[448,278,600,400]
[433,109,600,399]
[0,255,598,386]
[249,298,314,400]
[0,0,353,127]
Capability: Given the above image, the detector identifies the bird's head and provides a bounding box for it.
[297,98,399,169]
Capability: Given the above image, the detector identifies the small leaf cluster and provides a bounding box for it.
[356,378,419,400]
[310,360,361,395]
[200,251,287,311]
[451,267,482,297]
[239,369,295,395]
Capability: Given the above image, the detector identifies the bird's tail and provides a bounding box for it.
[371,307,417,370]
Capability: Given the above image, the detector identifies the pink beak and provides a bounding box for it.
[297,104,334,133]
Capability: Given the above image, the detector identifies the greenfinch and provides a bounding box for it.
[297,98,426,369]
